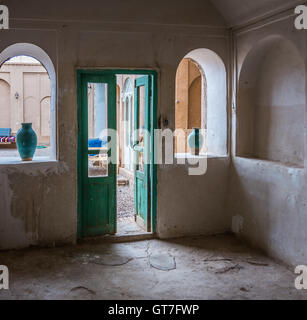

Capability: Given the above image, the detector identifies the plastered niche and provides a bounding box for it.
[230,14,307,267]
[236,36,306,167]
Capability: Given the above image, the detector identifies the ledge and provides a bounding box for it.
[175,153,228,159]
[234,156,304,170]
[0,156,57,166]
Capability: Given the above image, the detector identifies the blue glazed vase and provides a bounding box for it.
[16,123,37,161]
[187,128,204,155]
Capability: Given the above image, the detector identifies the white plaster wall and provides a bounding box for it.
[254,41,305,166]
[0,0,230,249]
[230,11,307,266]
[157,157,230,238]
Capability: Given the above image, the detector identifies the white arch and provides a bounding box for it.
[0,43,56,160]
[184,48,227,156]
[123,77,133,99]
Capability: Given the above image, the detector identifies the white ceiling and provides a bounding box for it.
[211,0,307,27]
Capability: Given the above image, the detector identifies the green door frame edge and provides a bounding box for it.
[77,69,158,239]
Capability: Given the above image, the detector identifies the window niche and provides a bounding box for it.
[236,36,306,167]
[175,48,227,157]
[0,43,56,163]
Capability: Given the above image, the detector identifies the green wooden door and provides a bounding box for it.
[134,76,151,231]
[79,74,117,237]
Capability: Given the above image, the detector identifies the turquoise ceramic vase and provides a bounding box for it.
[16,123,37,161]
[187,128,204,156]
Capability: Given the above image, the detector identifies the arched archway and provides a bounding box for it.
[0,43,56,160]
[175,48,227,156]
[237,36,306,167]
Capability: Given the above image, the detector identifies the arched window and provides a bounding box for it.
[175,48,227,157]
[0,43,56,161]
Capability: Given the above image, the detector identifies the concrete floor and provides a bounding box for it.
[0,234,306,300]
[116,177,149,237]
[117,216,149,236]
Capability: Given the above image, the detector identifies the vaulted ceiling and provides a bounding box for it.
[211,0,307,27]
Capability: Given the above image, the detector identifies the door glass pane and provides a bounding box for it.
[88,82,108,177]
[137,85,145,173]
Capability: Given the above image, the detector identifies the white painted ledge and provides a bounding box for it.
[0,156,57,165]
[234,156,304,170]
[175,153,228,159]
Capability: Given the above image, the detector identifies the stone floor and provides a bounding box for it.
[0,234,306,300]
[117,216,150,237]
[117,183,134,219]
[116,180,147,236]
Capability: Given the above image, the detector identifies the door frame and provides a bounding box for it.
[77,69,158,239]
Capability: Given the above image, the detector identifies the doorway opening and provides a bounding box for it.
[77,70,157,239]
[116,74,152,236]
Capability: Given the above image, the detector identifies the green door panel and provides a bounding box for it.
[79,74,117,238]
[134,75,151,231]
[87,184,109,227]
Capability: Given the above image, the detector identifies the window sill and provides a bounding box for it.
[175,153,228,159]
[0,156,57,165]
[234,156,304,170]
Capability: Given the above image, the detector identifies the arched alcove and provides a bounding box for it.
[175,48,227,156]
[0,43,56,160]
[237,36,306,167]
[123,77,133,96]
